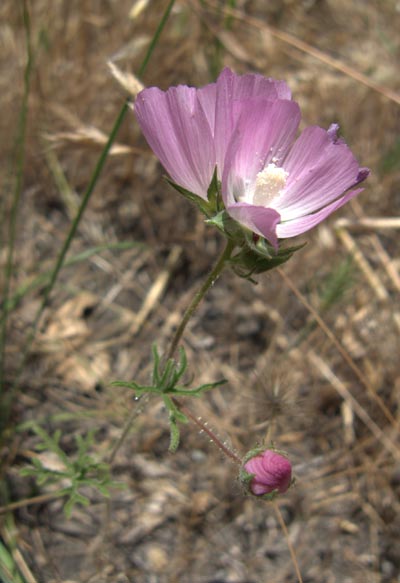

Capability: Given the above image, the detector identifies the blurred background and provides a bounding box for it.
[1,0,399,582]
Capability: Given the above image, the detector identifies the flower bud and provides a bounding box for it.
[240,448,293,499]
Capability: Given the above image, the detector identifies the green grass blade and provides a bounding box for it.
[137,0,176,78]
[0,539,26,583]
[0,0,34,395]
[1,0,177,430]
[0,240,144,321]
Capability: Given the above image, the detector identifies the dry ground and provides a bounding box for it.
[1,1,400,582]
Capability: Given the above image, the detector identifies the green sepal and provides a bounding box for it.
[166,167,223,218]
[165,177,212,216]
[164,179,210,218]
[230,238,307,279]
[205,209,246,242]
[206,167,224,214]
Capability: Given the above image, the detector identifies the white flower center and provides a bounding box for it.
[252,163,288,207]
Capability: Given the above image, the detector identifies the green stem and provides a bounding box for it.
[2,100,129,418]
[108,401,146,465]
[166,238,235,360]
[109,238,235,464]
[1,0,177,428]
[137,0,175,78]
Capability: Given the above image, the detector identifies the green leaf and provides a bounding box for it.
[111,380,142,390]
[151,343,161,385]
[112,345,226,452]
[159,358,175,389]
[162,395,189,452]
[168,415,181,453]
[172,346,187,384]
[111,381,160,396]
[169,378,226,396]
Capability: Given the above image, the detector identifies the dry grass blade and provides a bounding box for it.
[3,0,398,580]
[129,0,150,20]
[108,61,144,97]
[336,227,388,302]
[335,217,400,231]
[45,127,135,156]
[277,267,399,434]
[0,493,62,516]
[46,103,142,155]
[1,524,39,583]
[308,350,400,461]
[336,214,400,295]
[128,245,182,337]
[370,237,400,295]
[274,502,304,583]
[203,0,400,106]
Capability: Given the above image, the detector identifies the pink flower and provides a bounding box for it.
[242,449,292,497]
[135,68,290,200]
[134,68,369,248]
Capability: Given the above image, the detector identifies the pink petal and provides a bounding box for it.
[244,450,292,495]
[216,67,291,102]
[197,82,217,135]
[135,86,215,200]
[276,188,363,238]
[251,483,271,496]
[222,99,301,206]
[276,126,362,220]
[214,68,292,177]
[226,203,281,249]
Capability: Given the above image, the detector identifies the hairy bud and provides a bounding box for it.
[240,447,293,499]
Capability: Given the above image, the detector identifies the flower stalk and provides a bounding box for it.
[172,398,241,464]
[166,238,235,360]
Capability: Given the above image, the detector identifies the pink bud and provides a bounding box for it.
[241,448,292,497]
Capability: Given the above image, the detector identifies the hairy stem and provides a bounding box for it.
[166,238,235,360]
[109,239,236,464]
[175,398,241,464]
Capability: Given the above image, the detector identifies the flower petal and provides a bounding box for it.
[214,68,292,177]
[197,82,217,134]
[276,126,363,220]
[222,99,301,206]
[226,202,281,248]
[244,450,292,495]
[135,86,215,199]
[276,188,363,238]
